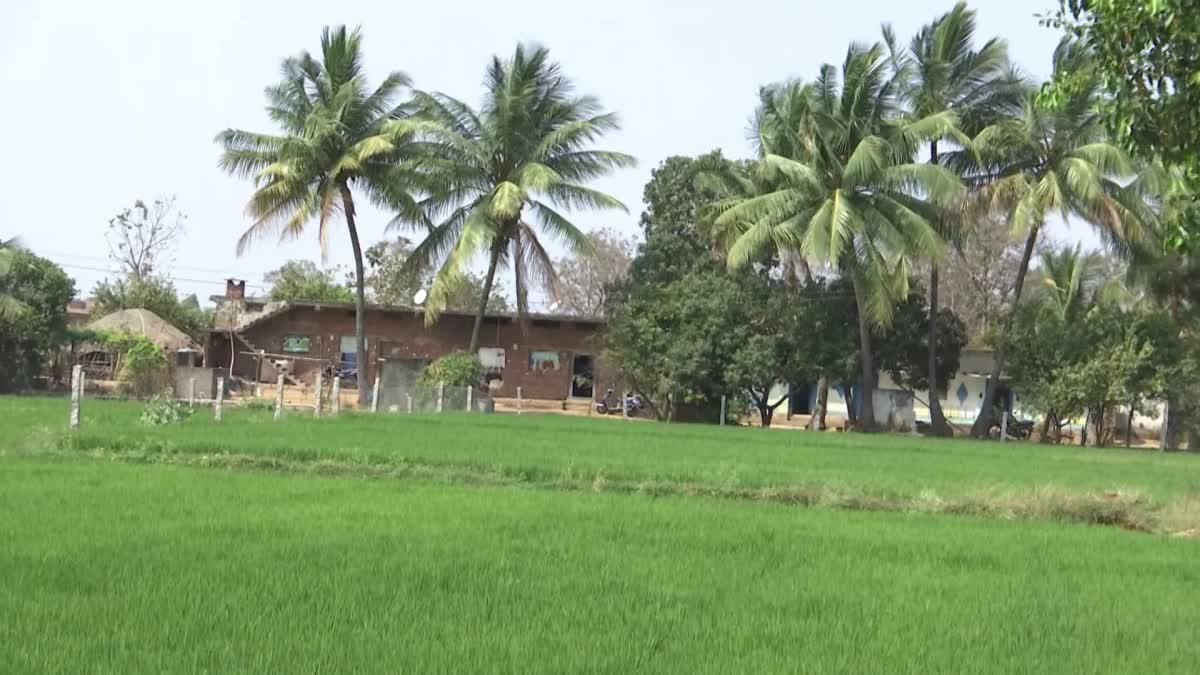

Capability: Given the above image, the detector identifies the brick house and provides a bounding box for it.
[206,280,610,403]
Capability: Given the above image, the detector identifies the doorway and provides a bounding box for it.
[570,354,595,398]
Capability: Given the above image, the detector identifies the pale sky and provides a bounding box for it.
[3,0,1070,304]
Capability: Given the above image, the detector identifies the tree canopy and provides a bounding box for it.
[0,250,74,392]
[265,260,353,304]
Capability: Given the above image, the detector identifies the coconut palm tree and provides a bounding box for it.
[890,2,1026,435]
[216,26,419,405]
[396,44,635,352]
[1036,245,1103,320]
[959,39,1156,437]
[718,44,965,430]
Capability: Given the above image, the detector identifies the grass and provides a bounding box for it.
[6,396,1200,509]
[1,456,1198,673]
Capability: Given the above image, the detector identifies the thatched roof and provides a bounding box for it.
[87,309,197,351]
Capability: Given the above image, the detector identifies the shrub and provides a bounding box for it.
[114,336,169,397]
[242,398,274,412]
[140,391,193,426]
[419,351,485,387]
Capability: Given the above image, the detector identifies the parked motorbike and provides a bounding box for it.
[993,411,1034,440]
[595,388,644,416]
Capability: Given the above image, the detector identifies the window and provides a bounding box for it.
[340,335,366,367]
[529,350,560,371]
[282,335,310,354]
[479,348,506,369]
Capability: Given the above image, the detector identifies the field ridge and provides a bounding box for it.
[23,445,1200,535]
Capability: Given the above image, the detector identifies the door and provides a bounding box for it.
[570,354,595,398]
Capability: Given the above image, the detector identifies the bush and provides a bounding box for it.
[419,351,485,387]
[114,336,169,397]
[242,398,274,412]
[140,391,193,426]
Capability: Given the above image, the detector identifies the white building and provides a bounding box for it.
[780,347,1014,430]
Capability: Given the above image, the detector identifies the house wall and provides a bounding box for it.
[209,306,610,402]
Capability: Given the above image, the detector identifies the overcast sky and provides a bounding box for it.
[4,0,1070,304]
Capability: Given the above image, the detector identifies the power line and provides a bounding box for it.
[50,261,267,290]
[38,249,264,278]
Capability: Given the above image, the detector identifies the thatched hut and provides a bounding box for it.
[80,309,198,379]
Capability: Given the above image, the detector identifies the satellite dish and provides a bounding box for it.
[412,288,428,306]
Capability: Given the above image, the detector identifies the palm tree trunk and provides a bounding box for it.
[852,278,877,432]
[970,224,1040,438]
[807,376,829,430]
[468,243,503,353]
[927,264,950,436]
[340,185,370,407]
[927,140,950,436]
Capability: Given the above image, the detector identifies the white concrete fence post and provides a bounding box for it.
[331,377,341,416]
[1000,412,1009,442]
[437,381,445,413]
[274,374,285,421]
[1160,402,1170,452]
[214,377,224,422]
[371,376,381,413]
[313,372,323,418]
[188,378,196,408]
[69,365,82,430]
[466,385,474,413]
[517,387,523,415]
[720,395,727,427]
[406,394,413,414]
[622,392,628,420]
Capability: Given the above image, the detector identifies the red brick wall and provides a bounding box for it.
[210,306,611,401]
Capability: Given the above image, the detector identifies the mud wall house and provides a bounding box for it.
[206,280,610,405]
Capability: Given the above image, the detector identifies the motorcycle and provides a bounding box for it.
[992,411,1034,440]
[595,388,644,416]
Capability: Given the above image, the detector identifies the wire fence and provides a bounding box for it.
[63,365,502,429]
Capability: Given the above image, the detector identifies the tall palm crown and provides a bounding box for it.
[889,1,1026,435]
[1036,246,1101,320]
[398,44,635,351]
[215,26,416,404]
[965,41,1154,246]
[718,43,965,430]
[961,39,1155,436]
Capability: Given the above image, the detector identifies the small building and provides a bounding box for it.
[206,280,609,405]
[783,347,1016,431]
[66,299,93,325]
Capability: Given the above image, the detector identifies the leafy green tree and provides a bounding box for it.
[1001,243,1187,446]
[216,26,419,405]
[607,155,861,426]
[719,45,965,430]
[960,40,1154,437]
[0,249,74,392]
[890,1,1026,434]
[606,269,742,421]
[604,155,729,420]
[725,278,859,428]
[874,286,968,410]
[264,260,353,303]
[0,237,27,319]
[91,275,212,339]
[397,44,634,351]
[419,351,486,387]
[1044,0,1200,251]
